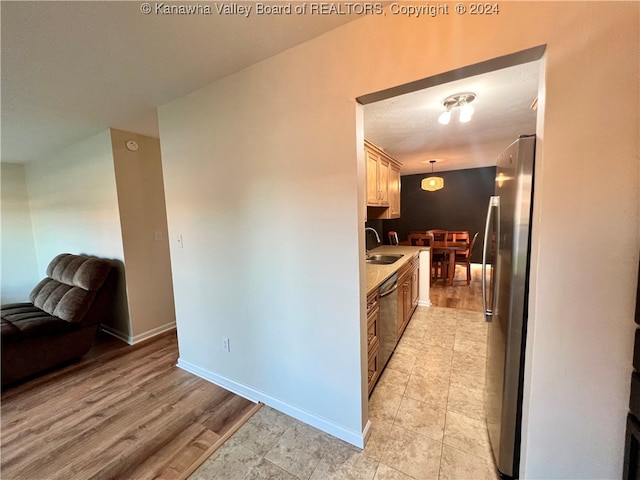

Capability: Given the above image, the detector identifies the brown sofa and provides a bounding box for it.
[1,253,114,387]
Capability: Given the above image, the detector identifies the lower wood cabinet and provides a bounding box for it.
[366,254,419,395]
[411,262,419,309]
[397,255,419,338]
[367,289,381,394]
[367,344,380,395]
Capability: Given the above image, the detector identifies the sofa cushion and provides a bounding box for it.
[30,280,96,323]
[28,254,112,323]
[1,303,79,344]
[47,254,112,291]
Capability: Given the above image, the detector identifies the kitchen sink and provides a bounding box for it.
[366,254,404,265]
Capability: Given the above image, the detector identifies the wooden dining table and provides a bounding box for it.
[432,241,469,286]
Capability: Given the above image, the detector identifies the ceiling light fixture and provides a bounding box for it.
[438,92,476,125]
[421,160,444,191]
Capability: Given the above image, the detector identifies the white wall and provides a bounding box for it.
[1,163,39,303]
[159,65,364,444]
[159,2,639,475]
[13,128,176,343]
[522,6,639,477]
[25,130,130,335]
[111,129,176,343]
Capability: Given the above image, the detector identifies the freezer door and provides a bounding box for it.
[485,135,536,478]
[484,190,507,474]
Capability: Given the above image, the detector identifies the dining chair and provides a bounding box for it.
[426,230,449,281]
[388,231,399,246]
[408,232,434,247]
[408,232,446,282]
[426,229,447,242]
[454,232,479,285]
[447,230,470,243]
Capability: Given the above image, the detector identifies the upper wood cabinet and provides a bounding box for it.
[365,140,401,219]
[366,146,388,206]
[387,162,401,218]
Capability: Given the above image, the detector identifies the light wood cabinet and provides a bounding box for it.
[387,163,401,218]
[367,347,380,395]
[365,140,401,219]
[366,254,419,396]
[411,260,419,311]
[367,289,381,394]
[398,276,411,338]
[366,145,389,206]
[396,254,419,338]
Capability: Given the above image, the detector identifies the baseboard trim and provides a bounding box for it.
[362,418,372,445]
[177,358,368,448]
[100,325,130,343]
[418,299,432,307]
[101,322,176,345]
[130,322,177,344]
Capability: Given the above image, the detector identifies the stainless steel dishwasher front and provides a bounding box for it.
[378,273,398,371]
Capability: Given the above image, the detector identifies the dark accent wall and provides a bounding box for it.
[377,166,495,263]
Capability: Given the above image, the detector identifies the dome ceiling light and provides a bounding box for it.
[438,92,476,125]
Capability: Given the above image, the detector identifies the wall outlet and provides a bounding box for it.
[222,337,230,353]
[177,234,184,248]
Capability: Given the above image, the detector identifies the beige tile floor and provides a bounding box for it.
[190,306,500,480]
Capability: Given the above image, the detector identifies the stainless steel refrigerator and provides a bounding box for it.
[482,134,536,479]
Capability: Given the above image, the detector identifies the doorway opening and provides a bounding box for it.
[359,47,545,479]
[359,46,544,313]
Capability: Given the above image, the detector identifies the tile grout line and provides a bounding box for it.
[438,329,455,480]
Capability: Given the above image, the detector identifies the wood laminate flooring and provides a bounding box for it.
[430,263,484,312]
[1,330,260,480]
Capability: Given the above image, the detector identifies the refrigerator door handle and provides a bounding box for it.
[482,195,500,322]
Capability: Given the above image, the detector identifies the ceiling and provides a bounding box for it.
[2,2,539,171]
[363,61,540,175]
[1,1,358,164]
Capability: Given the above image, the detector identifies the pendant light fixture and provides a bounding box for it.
[421,160,444,191]
[438,92,476,125]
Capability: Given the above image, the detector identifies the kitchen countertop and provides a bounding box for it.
[365,245,428,295]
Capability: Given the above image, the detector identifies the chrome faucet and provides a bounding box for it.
[365,227,381,252]
[365,227,381,244]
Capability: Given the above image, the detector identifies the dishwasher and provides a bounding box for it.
[378,273,398,370]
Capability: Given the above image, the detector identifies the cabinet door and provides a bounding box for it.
[411,264,420,312]
[403,280,412,328]
[378,157,390,206]
[388,163,401,218]
[368,341,380,395]
[367,308,380,353]
[365,140,401,215]
[397,277,411,337]
[396,278,405,336]
[366,150,380,205]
